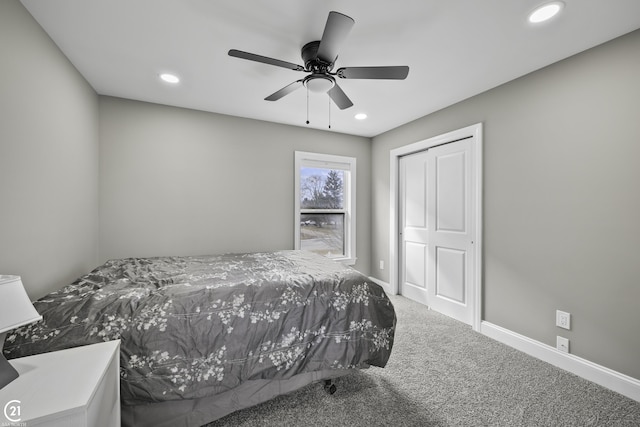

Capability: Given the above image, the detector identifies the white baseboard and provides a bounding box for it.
[481,321,640,402]
[368,276,393,295]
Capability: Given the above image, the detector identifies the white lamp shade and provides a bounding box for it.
[0,275,42,333]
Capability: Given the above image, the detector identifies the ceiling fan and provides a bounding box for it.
[228,11,409,110]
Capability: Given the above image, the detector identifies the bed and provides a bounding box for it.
[3,250,396,426]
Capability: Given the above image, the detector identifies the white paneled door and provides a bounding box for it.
[399,137,475,325]
[399,150,430,306]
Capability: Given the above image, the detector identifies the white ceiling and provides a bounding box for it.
[21,0,640,137]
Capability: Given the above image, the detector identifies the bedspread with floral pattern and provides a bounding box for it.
[3,250,396,405]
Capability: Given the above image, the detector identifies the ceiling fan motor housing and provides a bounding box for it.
[301,41,336,93]
[301,41,334,72]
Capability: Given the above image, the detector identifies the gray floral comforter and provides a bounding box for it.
[4,250,396,405]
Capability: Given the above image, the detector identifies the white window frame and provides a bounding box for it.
[294,151,356,265]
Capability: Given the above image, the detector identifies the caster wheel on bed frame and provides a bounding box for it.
[323,379,337,395]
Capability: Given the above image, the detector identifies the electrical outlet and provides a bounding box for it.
[379,260,384,270]
[556,310,571,330]
[557,336,569,353]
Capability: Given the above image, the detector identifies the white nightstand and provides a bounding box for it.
[0,340,120,426]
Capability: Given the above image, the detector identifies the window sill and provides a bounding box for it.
[332,257,357,266]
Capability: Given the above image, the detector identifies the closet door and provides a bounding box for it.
[399,150,430,305]
[399,137,475,325]
[426,138,474,325]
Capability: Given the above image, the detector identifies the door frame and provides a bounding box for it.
[389,123,483,331]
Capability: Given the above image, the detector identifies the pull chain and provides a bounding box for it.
[328,97,331,129]
[306,88,310,125]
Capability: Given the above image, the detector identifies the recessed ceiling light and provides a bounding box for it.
[159,73,180,84]
[528,2,564,24]
[355,113,368,120]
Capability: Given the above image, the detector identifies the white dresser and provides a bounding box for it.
[0,340,120,426]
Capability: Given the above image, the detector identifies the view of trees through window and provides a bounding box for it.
[300,168,345,258]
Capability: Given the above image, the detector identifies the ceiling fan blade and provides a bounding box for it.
[265,80,304,101]
[228,49,305,71]
[327,83,353,110]
[316,11,355,64]
[336,66,410,80]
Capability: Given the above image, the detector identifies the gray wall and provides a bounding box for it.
[371,29,640,380]
[98,97,372,274]
[0,0,99,300]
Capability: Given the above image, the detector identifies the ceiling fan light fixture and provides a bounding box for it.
[303,74,335,93]
[528,2,564,23]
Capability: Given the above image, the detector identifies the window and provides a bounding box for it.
[295,151,356,264]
